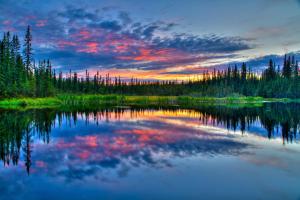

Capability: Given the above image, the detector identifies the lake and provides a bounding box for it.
[0,103,300,200]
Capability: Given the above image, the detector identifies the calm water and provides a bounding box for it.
[0,103,300,200]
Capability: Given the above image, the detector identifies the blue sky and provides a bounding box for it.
[0,0,299,79]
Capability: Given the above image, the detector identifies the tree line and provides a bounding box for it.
[0,26,299,98]
[0,26,55,97]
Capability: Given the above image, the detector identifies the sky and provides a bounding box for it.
[0,0,300,80]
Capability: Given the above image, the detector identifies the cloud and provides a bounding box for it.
[241,52,300,70]
[118,11,132,25]
[36,49,118,71]
[35,27,251,72]
[153,34,252,54]
[95,20,122,31]
[127,21,177,40]
[57,6,99,22]
[0,4,254,78]
[157,51,300,76]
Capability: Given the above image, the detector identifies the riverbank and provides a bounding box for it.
[0,95,298,109]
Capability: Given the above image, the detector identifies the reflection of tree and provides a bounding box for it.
[34,109,56,144]
[0,109,56,173]
[22,128,32,175]
[0,103,299,173]
[196,103,300,143]
[0,111,31,166]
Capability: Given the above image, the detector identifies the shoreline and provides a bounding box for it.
[0,95,299,110]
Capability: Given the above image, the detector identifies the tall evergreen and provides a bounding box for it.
[23,25,33,75]
[294,61,298,77]
[264,59,276,80]
[282,55,292,78]
[241,63,247,81]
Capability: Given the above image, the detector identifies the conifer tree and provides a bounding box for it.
[264,59,276,80]
[282,55,292,78]
[23,25,32,75]
[294,61,298,77]
[241,63,247,81]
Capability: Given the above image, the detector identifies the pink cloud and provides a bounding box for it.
[77,42,99,54]
[2,20,11,25]
[57,40,77,48]
[78,29,92,40]
[118,47,188,63]
[36,20,47,27]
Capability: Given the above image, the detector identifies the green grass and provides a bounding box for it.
[0,94,299,110]
[0,97,61,108]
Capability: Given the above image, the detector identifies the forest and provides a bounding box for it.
[0,26,299,99]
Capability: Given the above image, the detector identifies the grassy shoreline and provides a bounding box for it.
[0,94,299,110]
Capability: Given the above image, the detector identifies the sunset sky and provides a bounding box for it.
[1,0,300,80]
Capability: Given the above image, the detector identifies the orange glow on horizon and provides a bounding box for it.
[73,67,205,81]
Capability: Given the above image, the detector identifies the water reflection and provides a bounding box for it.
[0,103,299,176]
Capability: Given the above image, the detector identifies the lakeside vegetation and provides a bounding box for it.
[0,94,299,110]
[0,26,299,104]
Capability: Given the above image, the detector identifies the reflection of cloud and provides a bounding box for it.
[2,108,300,199]
[5,106,300,185]
[48,136,248,182]
[24,110,249,182]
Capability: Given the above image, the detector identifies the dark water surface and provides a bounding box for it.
[0,103,300,200]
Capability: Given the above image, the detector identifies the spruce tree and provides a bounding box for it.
[282,55,292,78]
[23,25,33,75]
[294,61,298,77]
[241,63,247,81]
[264,59,276,80]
